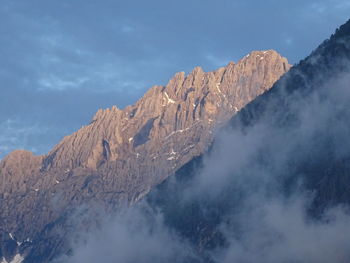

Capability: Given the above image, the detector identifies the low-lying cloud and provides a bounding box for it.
[61,63,350,263]
[58,205,197,263]
[217,196,350,263]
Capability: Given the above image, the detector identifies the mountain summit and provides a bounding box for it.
[0,50,290,262]
[146,18,350,262]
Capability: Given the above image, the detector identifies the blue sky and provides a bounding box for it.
[1,0,350,158]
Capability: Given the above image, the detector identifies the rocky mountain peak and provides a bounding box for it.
[0,50,290,262]
[55,50,286,169]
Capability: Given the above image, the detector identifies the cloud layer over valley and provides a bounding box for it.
[62,40,350,262]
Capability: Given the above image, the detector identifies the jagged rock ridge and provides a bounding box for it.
[0,50,290,262]
[146,18,350,261]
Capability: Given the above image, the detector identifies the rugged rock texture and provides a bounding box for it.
[147,19,350,261]
[0,50,290,262]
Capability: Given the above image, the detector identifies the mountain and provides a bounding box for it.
[0,51,290,262]
[146,19,350,262]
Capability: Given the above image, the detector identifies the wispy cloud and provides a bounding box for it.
[58,205,197,263]
[38,75,89,91]
[1,0,350,158]
[0,118,50,157]
[61,49,350,263]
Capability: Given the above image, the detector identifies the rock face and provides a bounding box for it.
[146,19,350,261]
[0,50,290,262]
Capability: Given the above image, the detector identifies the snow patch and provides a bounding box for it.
[166,148,178,160]
[216,83,227,99]
[165,120,202,140]
[182,144,195,152]
[9,233,14,240]
[1,254,24,263]
[34,189,39,192]
[131,188,150,205]
[216,83,222,94]
[128,137,133,142]
[12,254,24,263]
[55,180,60,184]
[164,92,175,104]
[165,128,189,139]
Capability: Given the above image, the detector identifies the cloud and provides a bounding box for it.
[3,2,350,262]
[0,88,140,159]
[0,118,50,156]
[38,75,89,91]
[218,196,350,263]
[1,0,350,158]
[58,57,350,263]
[58,205,197,263]
[180,61,350,262]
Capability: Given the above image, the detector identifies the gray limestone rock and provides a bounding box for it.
[0,50,290,262]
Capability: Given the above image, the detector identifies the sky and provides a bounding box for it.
[1,0,350,158]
